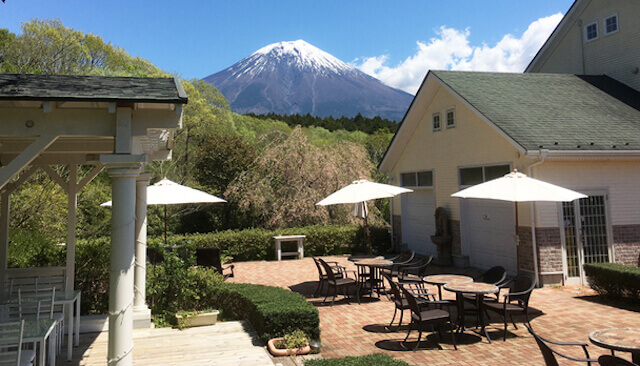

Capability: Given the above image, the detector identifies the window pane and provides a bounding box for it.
[417,171,433,187]
[460,167,483,185]
[605,16,617,33]
[586,23,597,40]
[446,110,455,127]
[484,165,510,181]
[401,173,416,187]
[432,114,440,131]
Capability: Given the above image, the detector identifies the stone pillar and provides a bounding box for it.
[133,172,152,328]
[102,155,143,366]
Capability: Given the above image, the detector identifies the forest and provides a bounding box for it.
[0,19,396,249]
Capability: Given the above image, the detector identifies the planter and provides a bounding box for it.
[175,310,219,329]
[267,338,311,356]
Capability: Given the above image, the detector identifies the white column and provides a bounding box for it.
[0,191,9,298]
[66,165,78,295]
[104,159,141,366]
[133,172,151,328]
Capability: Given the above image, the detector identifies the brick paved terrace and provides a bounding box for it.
[229,256,640,365]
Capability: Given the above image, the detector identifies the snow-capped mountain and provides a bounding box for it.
[203,40,413,121]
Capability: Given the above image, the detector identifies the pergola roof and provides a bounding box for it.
[0,74,188,104]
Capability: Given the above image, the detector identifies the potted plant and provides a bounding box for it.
[267,329,311,356]
[175,309,220,329]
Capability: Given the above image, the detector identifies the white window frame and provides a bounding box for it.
[458,163,511,188]
[603,14,619,36]
[445,108,455,129]
[400,170,434,188]
[585,21,598,42]
[432,113,441,132]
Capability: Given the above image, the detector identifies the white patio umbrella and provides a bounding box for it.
[451,169,587,271]
[101,178,226,243]
[316,179,413,254]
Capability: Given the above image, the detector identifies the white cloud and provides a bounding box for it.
[354,13,564,94]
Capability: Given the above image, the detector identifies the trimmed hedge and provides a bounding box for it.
[305,354,410,366]
[149,224,391,261]
[209,283,320,342]
[584,262,640,299]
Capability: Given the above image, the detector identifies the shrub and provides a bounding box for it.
[209,282,320,342]
[584,262,640,299]
[305,354,410,366]
[8,229,65,268]
[151,224,391,261]
[146,250,225,322]
[75,237,111,315]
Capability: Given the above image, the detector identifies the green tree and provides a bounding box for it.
[225,127,375,228]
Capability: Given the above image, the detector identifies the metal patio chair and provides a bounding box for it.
[484,273,536,340]
[311,256,345,297]
[318,258,359,306]
[525,324,596,365]
[400,284,456,351]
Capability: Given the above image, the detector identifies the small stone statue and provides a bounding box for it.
[434,206,449,238]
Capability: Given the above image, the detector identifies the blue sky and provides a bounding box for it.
[0,0,574,93]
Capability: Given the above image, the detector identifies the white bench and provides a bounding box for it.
[273,235,305,261]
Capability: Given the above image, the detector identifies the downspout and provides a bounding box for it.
[389,197,395,251]
[527,149,548,287]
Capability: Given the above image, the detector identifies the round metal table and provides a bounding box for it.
[589,328,640,364]
[444,282,499,343]
[423,274,473,300]
[354,259,392,298]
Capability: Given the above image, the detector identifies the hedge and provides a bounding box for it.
[149,224,391,261]
[583,262,640,299]
[210,283,320,342]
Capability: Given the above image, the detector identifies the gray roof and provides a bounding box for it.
[432,71,640,151]
[0,74,188,104]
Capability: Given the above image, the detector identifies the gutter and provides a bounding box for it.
[527,149,548,287]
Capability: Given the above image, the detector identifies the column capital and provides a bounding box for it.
[136,172,153,184]
[100,154,145,179]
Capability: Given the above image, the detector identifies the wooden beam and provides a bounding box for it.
[41,165,68,191]
[0,135,58,191]
[77,164,104,190]
[3,165,39,195]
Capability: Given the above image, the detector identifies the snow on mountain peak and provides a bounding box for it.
[249,40,354,75]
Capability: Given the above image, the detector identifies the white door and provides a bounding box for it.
[463,199,517,274]
[400,190,436,256]
[560,193,611,285]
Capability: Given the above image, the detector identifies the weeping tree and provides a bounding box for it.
[225,127,377,228]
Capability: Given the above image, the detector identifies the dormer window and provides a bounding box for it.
[446,109,455,129]
[604,14,618,35]
[585,22,598,41]
[432,113,441,132]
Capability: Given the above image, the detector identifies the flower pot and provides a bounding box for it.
[267,338,311,356]
[175,310,219,328]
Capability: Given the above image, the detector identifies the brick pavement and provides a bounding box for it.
[229,256,640,365]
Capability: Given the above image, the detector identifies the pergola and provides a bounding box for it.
[0,74,187,366]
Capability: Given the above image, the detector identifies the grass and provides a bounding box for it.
[305,354,410,366]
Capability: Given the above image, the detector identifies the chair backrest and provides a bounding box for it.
[0,320,25,366]
[18,288,43,321]
[394,250,415,264]
[382,272,402,304]
[400,285,422,320]
[415,255,434,277]
[525,324,560,366]
[311,256,325,277]
[598,355,639,366]
[318,259,337,283]
[479,266,507,285]
[509,274,536,306]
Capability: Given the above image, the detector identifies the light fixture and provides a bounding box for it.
[25,120,34,128]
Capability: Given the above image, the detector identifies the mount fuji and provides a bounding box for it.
[202,40,413,121]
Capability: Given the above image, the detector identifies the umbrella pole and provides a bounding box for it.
[515,201,519,273]
[164,204,167,245]
[363,203,372,255]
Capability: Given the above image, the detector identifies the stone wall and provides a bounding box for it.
[451,220,461,256]
[535,227,563,273]
[392,215,402,249]
[517,227,534,272]
[612,224,640,266]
